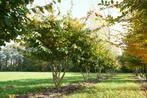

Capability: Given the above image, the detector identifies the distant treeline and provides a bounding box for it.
[0,55,131,72]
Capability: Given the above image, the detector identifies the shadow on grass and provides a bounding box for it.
[99,74,135,83]
[0,76,83,97]
[103,77,147,84]
[103,79,136,83]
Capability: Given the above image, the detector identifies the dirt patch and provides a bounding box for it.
[12,82,95,98]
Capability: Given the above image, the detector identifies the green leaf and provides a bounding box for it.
[58,0,61,3]
[44,3,53,12]
[37,6,44,13]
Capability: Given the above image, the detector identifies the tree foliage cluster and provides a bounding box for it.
[23,11,117,87]
[121,0,147,78]
[98,0,147,78]
[0,0,29,45]
[120,0,147,63]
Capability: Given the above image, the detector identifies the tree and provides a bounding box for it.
[0,0,30,45]
[100,0,147,78]
[119,0,147,78]
[23,12,88,87]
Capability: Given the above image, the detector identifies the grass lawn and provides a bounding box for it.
[0,72,85,97]
[63,74,147,98]
[0,72,146,98]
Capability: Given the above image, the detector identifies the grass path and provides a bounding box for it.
[63,74,147,98]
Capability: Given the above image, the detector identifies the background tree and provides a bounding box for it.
[0,42,23,71]
[100,0,147,79]
[119,0,147,78]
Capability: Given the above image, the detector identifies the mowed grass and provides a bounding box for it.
[63,74,147,98]
[0,72,146,98]
[0,72,85,97]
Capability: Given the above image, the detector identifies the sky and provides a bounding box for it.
[32,0,100,18]
[57,0,99,18]
[32,0,121,18]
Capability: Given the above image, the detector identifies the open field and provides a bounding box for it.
[0,72,146,98]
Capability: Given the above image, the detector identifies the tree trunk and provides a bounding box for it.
[0,60,2,71]
[135,68,138,76]
[5,57,8,70]
[50,59,68,88]
[96,66,103,81]
[145,66,147,80]
[81,65,90,81]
